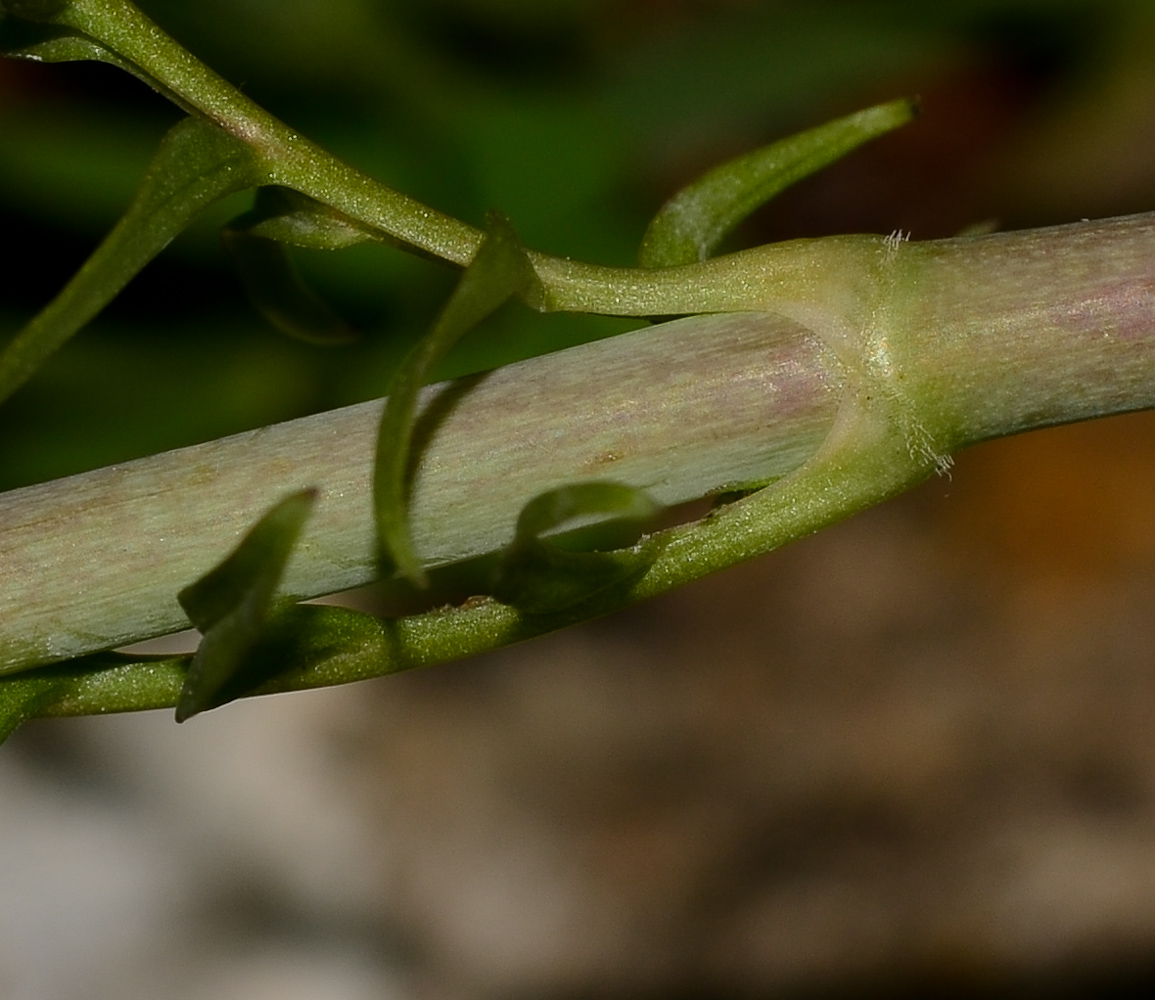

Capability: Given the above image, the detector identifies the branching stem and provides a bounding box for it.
[2,0,1153,728]
[2,214,1153,684]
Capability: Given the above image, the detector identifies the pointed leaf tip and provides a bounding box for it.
[639,97,919,268]
[176,488,316,721]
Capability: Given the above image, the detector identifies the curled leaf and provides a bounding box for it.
[175,488,316,722]
[639,97,918,267]
[493,482,663,615]
[375,212,541,586]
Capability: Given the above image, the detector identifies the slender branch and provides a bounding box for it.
[36,0,880,319]
[51,0,485,263]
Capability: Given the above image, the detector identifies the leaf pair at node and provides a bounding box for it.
[1,0,928,729]
[87,95,921,709]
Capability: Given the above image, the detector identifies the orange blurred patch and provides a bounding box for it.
[939,410,1155,582]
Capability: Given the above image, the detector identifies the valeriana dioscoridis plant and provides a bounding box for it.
[1,0,1154,741]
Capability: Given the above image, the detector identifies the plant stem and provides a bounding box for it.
[893,214,1155,448]
[4,0,1154,718]
[1,213,1153,682]
[0,310,842,673]
[54,0,486,264]
[46,0,875,318]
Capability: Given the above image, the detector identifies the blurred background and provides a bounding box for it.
[4,0,1155,997]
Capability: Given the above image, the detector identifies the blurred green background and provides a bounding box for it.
[3,0,1153,491]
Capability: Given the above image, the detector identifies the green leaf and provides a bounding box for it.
[175,488,316,722]
[0,15,98,60]
[639,97,918,267]
[0,602,401,727]
[492,481,663,615]
[0,5,193,112]
[375,212,541,586]
[228,186,380,252]
[0,114,265,405]
[229,183,448,264]
[2,601,444,727]
[219,186,374,345]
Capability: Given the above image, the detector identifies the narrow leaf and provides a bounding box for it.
[639,98,918,267]
[375,212,541,586]
[0,115,265,404]
[3,604,411,725]
[492,482,663,615]
[0,7,192,113]
[175,488,316,722]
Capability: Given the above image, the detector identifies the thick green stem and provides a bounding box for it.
[0,310,843,673]
[892,214,1155,447]
[2,214,1153,683]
